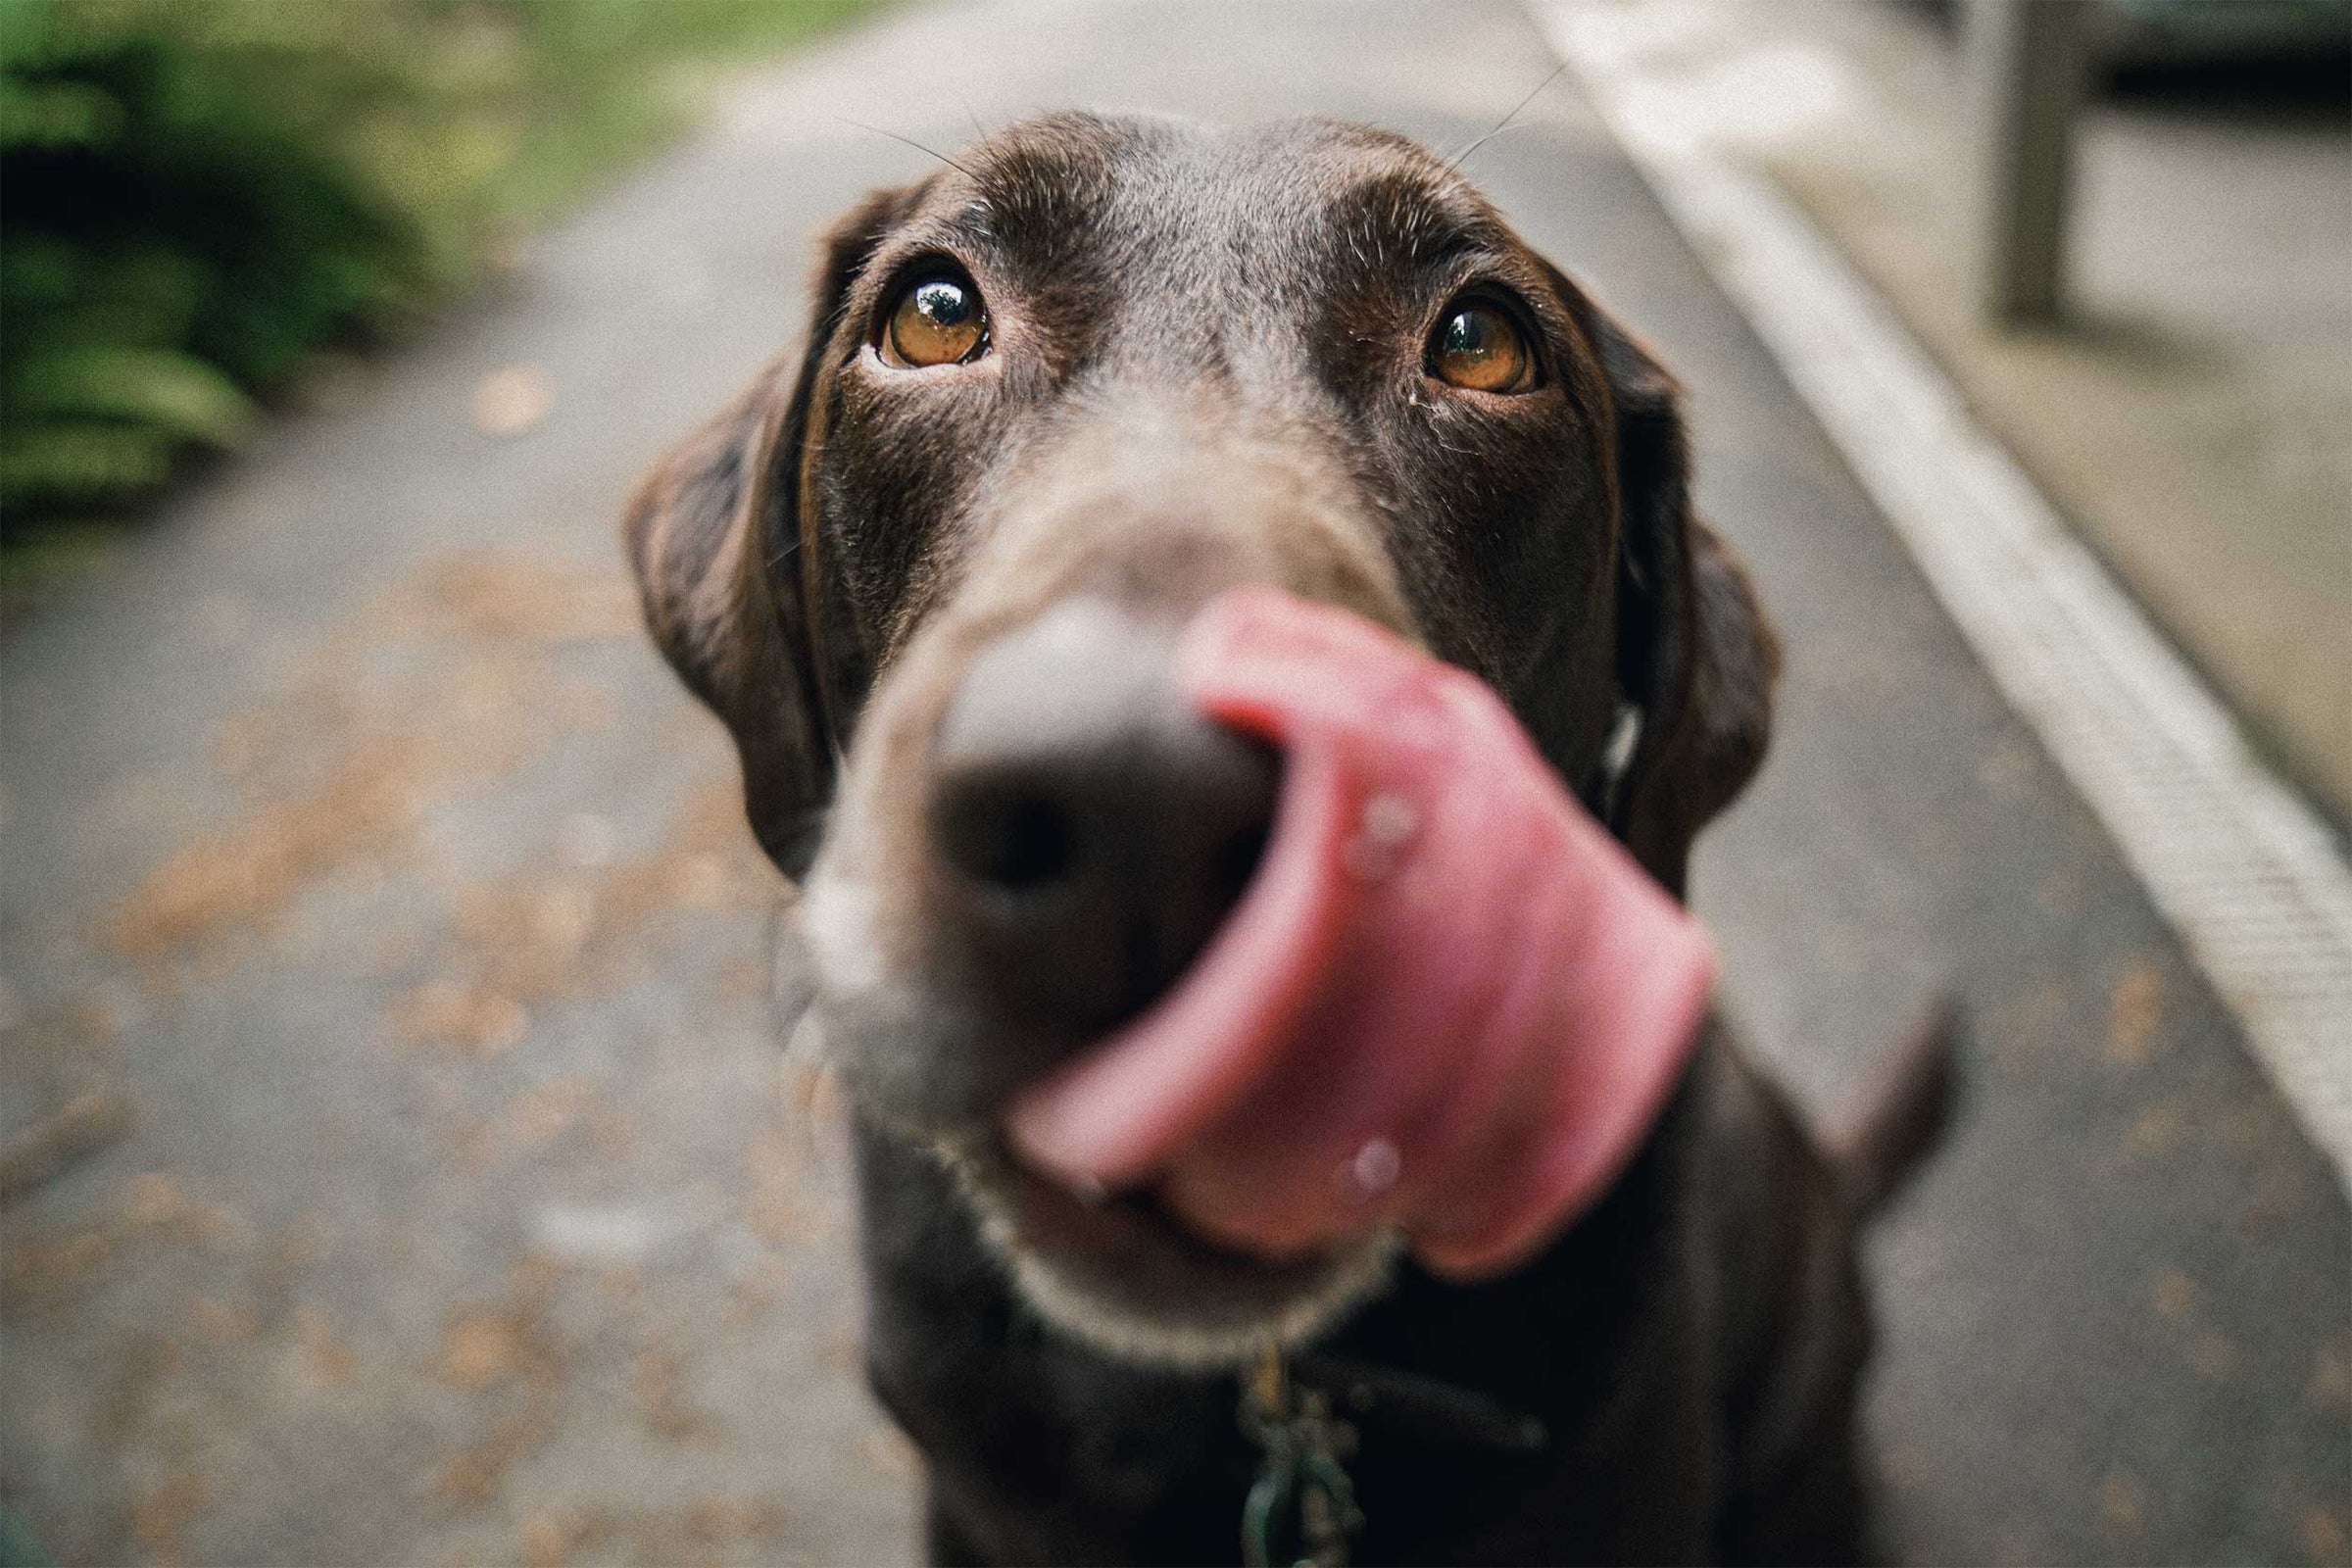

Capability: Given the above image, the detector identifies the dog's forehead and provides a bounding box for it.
[920,113,1515,295]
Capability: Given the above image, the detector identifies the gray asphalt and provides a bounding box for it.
[3,3,2345,1565]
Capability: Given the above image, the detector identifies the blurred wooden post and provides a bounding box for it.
[1968,0,2094,323]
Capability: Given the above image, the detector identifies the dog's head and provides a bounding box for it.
[626,113,1775,1364]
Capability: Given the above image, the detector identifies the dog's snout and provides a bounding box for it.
[928,601,1278,1039]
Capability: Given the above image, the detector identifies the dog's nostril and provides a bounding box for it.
[925,600,1282,1040]
[1212,820,1271,908]
[938,783,1079,893]
[990,796,1078,889]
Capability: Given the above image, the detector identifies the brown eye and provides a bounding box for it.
[883,275,986,368]
[1430,303,1533,393]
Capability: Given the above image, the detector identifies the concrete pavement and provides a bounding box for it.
[1572,0,2352,822]
[3,2,2345,1563]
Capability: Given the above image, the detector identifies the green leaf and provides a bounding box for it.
[0,420,174,505]
[0,76,122,148]
[0,1,56,74]
[6,346,255,447]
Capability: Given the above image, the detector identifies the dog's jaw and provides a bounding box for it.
[795,865,1402,1369]
[935,1133,1401,1369]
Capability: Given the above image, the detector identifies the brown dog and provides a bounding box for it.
[627,112,1944,1564]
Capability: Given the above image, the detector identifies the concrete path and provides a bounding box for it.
[3,3,2344,1564]
[1581,0,2352,821]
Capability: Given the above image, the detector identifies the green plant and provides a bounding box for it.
[0,0,869,536]
[0,1,433,514]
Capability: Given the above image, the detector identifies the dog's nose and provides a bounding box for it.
[928,600,1278,1039]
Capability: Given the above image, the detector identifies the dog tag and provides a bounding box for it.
[1241,1348,1362,1568]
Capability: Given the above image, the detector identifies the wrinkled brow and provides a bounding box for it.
[1319,167,1509,276]
[950,130,1131,266]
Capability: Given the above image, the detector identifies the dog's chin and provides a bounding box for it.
[931,1134,1398,1371]
[796,913,1397,1367]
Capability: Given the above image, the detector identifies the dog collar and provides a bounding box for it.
[1240,1345,1548,1567]
[1289,1349,1549,1453]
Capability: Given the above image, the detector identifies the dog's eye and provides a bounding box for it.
[1429,303,1534,394]
[882,276,987,368]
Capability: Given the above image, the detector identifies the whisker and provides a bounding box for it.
[1444,62,1567,175]
[953,90,989,144]
[836,116,982,181]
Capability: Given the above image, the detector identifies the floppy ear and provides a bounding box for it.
[1583,306,1780,899]
[623,183,927,876]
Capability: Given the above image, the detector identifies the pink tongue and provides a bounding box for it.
[1004,587,1714,1280]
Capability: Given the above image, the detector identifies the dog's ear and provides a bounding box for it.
[1579,302,1779,898]
[623,182,928,876]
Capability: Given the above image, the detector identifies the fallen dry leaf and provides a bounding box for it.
[471,366,552,438]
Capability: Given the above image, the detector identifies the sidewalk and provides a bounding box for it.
[1550,0,2352,824]
[3,3,2345,1564]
